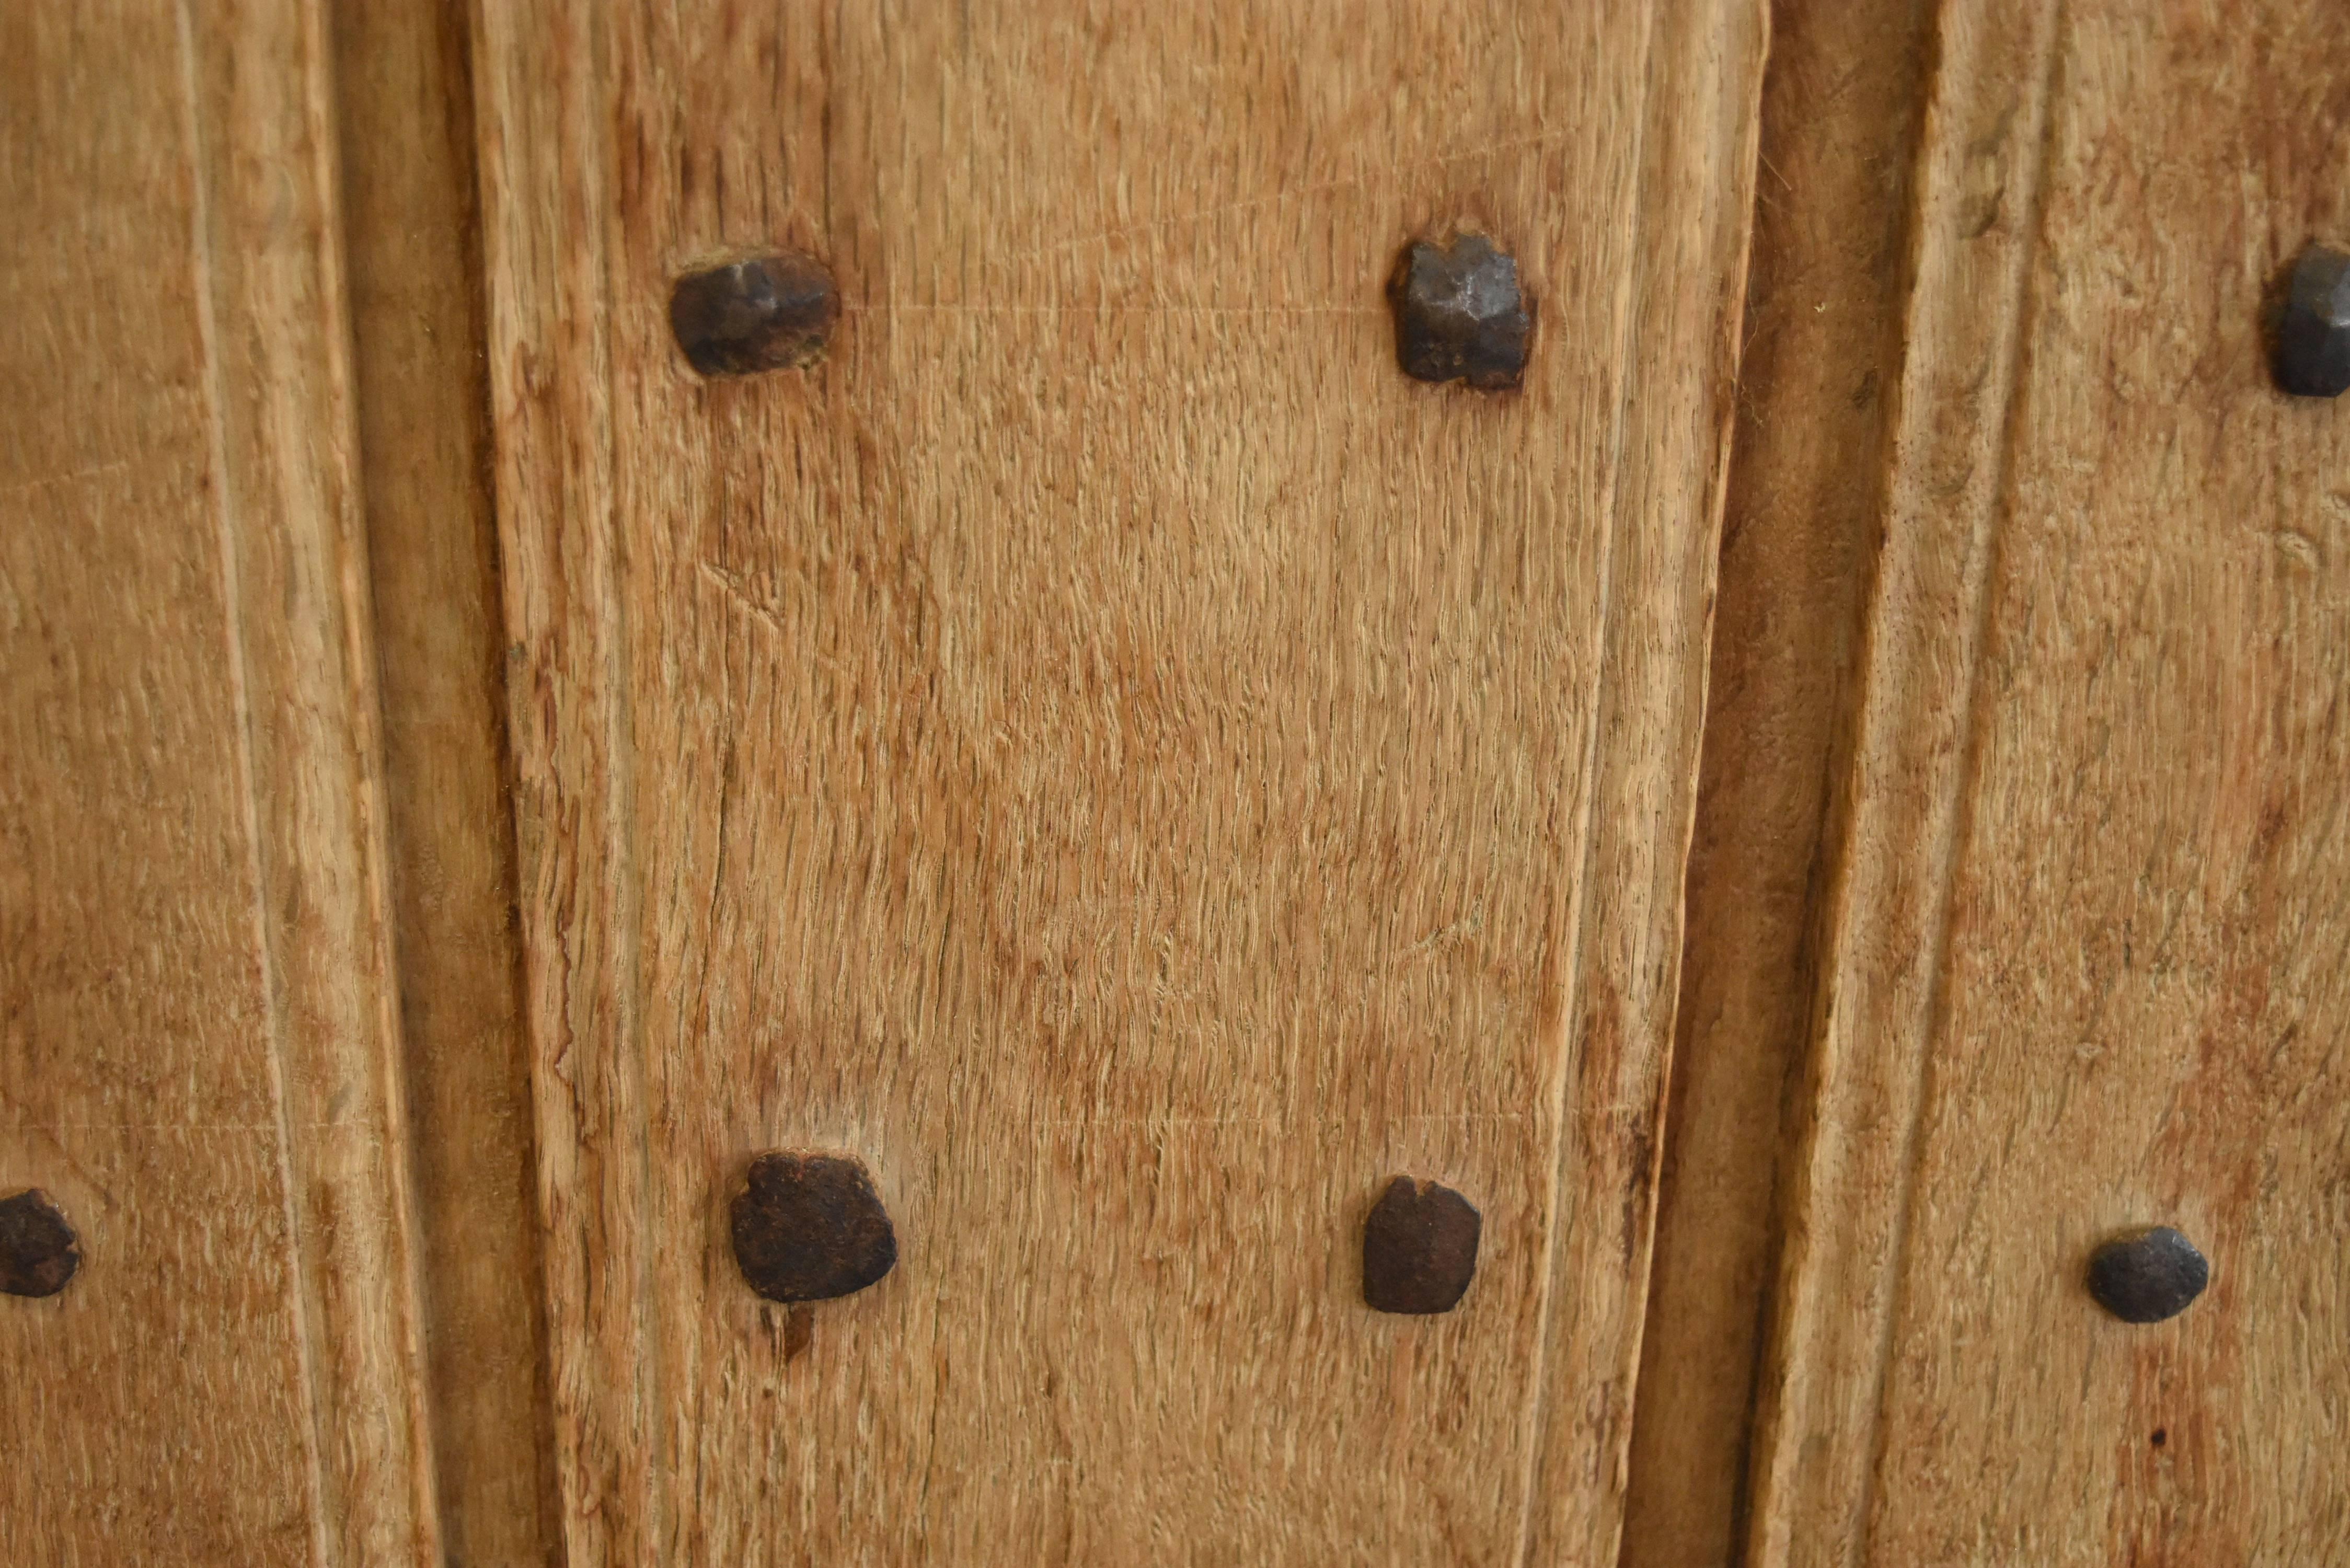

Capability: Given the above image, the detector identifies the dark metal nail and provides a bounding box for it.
[2273,244,2350,398]
[2086,1225,2208,1324]
[0,1188,81,1299]
[670,252,839,377]
[1388,234,1531,390]
[730,1152,896,1304]
[1362,1175,1480,1315]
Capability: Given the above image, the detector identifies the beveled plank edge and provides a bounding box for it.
[177,0,447,1558]
[1515,0,1771,1562]
[467,0,656,1561]
[1741,4,2071,1566]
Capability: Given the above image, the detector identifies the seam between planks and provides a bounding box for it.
[302,0,450,1551]
[1844,4,2073,1561]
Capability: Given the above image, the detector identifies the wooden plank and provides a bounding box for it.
[1748,0,2350,1561]
[0,1,435,1563]
[1515,0,1766,1561]
[471,1,1762,1560]
[1619,3,1938,1564]
[327,2,565,1563]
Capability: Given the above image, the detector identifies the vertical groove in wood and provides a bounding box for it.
[1618,2,1940,1564]
[1738,2,2073,1562]
[326,0,566,1562]
[469,0,647,1558]
[1518,0,1770,1562]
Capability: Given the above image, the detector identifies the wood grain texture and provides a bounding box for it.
[1619,3,1937,1565]
[1514,0,1766,1561]
[1,1,435,1563]
[470,2,1761,1561]
[329,1,565,1562]
[1747,1,2350,1562]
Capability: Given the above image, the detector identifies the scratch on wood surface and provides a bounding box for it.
[698,560,787,637]
[0,459,134,498]
[995,129,1571,269]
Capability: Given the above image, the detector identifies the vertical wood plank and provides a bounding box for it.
[1516,0,1766,1560]
[1620,3,1938,1564]
[1,0,436,1562]
[1747,1,2350,1561]
[328,1,565,1562]
[471,1,1764,1561]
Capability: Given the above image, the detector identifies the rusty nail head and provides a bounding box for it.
[670,251,839,377]
[1389,233,1531,390]
[2086,1225,2208,1324]
[730,1151,896,1305]
[0,1188,81,1299]
[1362,1175,1480,1315]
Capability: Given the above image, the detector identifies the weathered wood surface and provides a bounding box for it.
[1620,2,1938,1563]
[0,1,434,1562]
[329,0,566,1561]
[1745,1,2350,1562]
[470,0,1761,1560]
[22,3,2350,1560]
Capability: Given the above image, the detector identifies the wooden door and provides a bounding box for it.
[470,2,1759,1560]
[5,2,2347,1565]
[1734,2,2350,1561]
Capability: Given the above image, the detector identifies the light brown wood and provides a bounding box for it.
[328,1,565,1562]
[1747,0,2350,1562]
[1,0,434,1562]
[1517,0,1767,1560]
[470,1,1762,1560]
[1620,3,1937,1564]
[35,4,2350,1558]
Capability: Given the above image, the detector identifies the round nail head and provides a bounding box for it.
[730,1152,896,1304]
[0,1188,82,1299]
[670,252,839,377]
[2273,244,2350,398]
[1362,1175,1481,1315]
[2086,1225,2208,1324]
